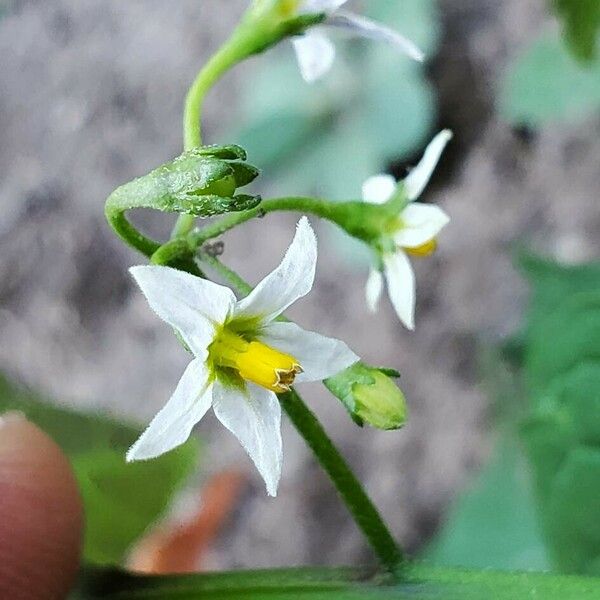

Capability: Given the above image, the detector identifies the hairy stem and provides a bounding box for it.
[189,196,362,248]
[281,389,403,572]
[199,253,404,572]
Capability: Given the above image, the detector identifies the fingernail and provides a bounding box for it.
[0,411,26,428]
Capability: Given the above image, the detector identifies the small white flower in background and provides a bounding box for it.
[291,0,424,82]
[128,217,358,496]
[363,130,453,330]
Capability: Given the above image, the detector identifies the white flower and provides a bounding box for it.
[362,130,453,330]
[291,0,424,82]
[128,217,358,496]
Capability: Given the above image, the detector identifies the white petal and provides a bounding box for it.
[300,0,348,13]
[260,322,358,382]
[212,382,282,497]
[292,31,336,83]
[404,130,453,201]
[394,203,450,248]
[130,265,236,357]
[383,252,416,330]
[361,174,397,204]
[127,359,211,461]
[326,11,424,62]
[236,217,317,322]
[365,268,384,312]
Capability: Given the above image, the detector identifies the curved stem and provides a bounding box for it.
[175,24,265,239]
[199,253,403,572]
[189,196,362,248]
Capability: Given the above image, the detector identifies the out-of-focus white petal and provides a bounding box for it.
[383,251,416,330]
[236,217,317,323]
[212,382,282,497]
[326,11,424,62]
[292,30,336,82]
[394,203,450,248]
[126,359,211,462]
[130,265,235,357]
[300,0,348,14]
[404,130,453,201]
[361,174,397,204]
[365,268,384,312]
[260,322,358,382]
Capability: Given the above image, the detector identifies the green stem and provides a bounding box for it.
[174,21,270,240]
[189,196,362,248]
[281,389,403,572]
[199,253,403,572]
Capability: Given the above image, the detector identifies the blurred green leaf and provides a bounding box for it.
[551,0,600,62]
[77,564,599,599]
[0,374,199,565]
[425,436,549,571]
[502,32,600,125]
[543,447,600,574]
[518,256,600,574]
[230,0,440,201]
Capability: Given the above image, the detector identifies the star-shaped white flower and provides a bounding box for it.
[362,130,453,330]
[128,217,358,496]
[291,0,424,82]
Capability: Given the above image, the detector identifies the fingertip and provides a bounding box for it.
[0,413,84,599]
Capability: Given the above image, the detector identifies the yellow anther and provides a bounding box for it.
[405,238,437,257]
[236,341,302,393]
[209,329,302,393]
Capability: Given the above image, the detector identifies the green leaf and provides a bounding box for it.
[77,564,599,599]
[0,374,199,565]
[544,447,600,574]
[551,0,600,62]
[425,436,549,571]
[236,109,325,171]
[74,443,198,565]
[525,292,600,395]
[502,32,600,125]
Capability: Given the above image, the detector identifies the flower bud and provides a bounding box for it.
[325,362,407,430]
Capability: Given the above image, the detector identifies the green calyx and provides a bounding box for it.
[325,200,403,253]
[104,144,261,258]
[325,362,407,430]
[244,1,326,53]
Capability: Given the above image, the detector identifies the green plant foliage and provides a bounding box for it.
[77,564,599,599]
[231,0,439,199]
[424,255,600,575]
[425,437,549,571]
[518,256,600,575]
[551,0,600,62]
[502,32,600,125]
[0,374,200,565]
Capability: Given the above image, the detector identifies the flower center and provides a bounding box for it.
[209,329,302,393]
[404,238,437,257]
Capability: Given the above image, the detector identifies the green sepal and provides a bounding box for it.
[241,3,326,56]
[325,362,407,431]
[193,144,248,160]
[229,162,261,187]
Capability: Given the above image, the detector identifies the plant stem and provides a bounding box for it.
[199,253,404,572]
[281,389,403,572]
[189,196,358,248]
[174,22,265,239]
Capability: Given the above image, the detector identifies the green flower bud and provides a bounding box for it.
[105,144,261,256]
[325,362,407,430]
